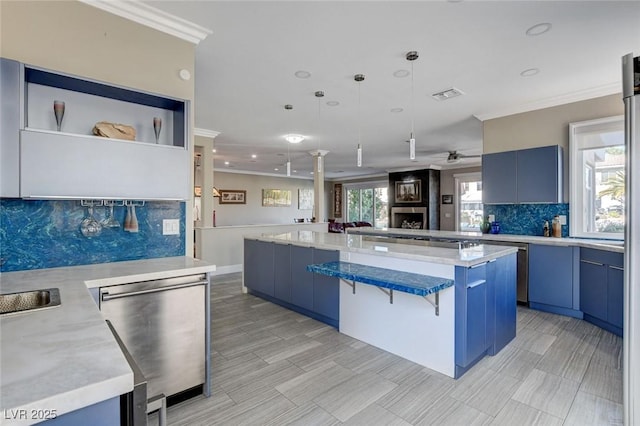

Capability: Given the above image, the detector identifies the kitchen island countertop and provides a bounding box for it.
[248,231,518,267]
[0,256,216,425]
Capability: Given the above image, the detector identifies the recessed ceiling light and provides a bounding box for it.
[251,154,257,158]
[285,134,305,144]
[520,68,540,77]
[224,161,229,165]
[212,149,217,153]
[326,101,340,107]
[526,23,552,36]
[310,171,314,175]
[274,168,279,171]
[390,107,404,113]
[393,69,410,78]
[293,170,297,173]
[294,70,311,79]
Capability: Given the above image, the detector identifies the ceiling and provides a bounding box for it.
[146,1,640,180]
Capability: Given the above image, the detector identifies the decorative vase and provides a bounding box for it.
[480,217,491,234]
[490,221,501,234]
[53,100,65,131]
[153,117,162,144]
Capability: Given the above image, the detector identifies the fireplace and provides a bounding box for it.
[391,207,427,229]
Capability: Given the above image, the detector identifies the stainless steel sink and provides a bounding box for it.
[0,288,61,315]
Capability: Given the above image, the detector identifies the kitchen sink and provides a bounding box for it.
[0,288,61,315]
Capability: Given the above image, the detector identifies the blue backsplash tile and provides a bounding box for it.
[0,199,185,272]
[483,203,570,237]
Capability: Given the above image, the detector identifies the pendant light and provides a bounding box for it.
[355,74,365,167]
[315,91,324,173]
[284,104,293,176]
[406,51,419,161]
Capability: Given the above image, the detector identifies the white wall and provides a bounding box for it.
[213,171,318,226]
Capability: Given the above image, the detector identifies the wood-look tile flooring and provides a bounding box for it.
[151,273,623,425]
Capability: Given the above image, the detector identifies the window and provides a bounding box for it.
[570,116,625,239]
[454,172,483,232]
[345,181,388,228]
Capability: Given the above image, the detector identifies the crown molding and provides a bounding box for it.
[79,0,212,45]
[194,128,221,139]
[474,82,621,122]
[214,168,313,181]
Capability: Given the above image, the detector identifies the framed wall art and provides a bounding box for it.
[298,188,314,210]
[442,194,453,205]
[334,183,343,218]
[219,190,246,204]
[395,180,421,203]
[262,189,292,207]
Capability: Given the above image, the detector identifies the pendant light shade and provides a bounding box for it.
[317,154,322,173]
[407,51,419,161]
[354,73,365,167]
[286,160,291,176]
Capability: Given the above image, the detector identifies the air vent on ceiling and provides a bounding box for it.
[432,87,464,101]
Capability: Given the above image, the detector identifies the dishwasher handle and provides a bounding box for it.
[101,280,208,302]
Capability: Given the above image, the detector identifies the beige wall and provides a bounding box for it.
[483,94,623,201]
[212,172,317,226]
[1,0,197,252]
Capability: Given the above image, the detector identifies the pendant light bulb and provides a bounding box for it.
[357,144,362,167]
[286,160,291,176]
[409,136,416,161]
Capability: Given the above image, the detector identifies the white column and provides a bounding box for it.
[310,150,329,222]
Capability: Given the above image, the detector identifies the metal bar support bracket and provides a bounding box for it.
[377,287,393,304]
[423,292,440,316]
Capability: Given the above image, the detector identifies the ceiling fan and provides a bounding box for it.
[445,150,481,164]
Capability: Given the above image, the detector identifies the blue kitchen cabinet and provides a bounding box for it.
[517,145,563,203]
[244,239,275,297]
[580,248,623,336]
[455,262,490,375]
[489,253,517,355]
[529,244,581,318]
[482,145,563,204]
[291,245,315,311]
[482,151,517,204]
[273,243,292,302]
[312,248,339,322]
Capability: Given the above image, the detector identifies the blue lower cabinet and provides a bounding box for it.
[312,249,339,321]
[529,244,581,318]
[273,243,292,302]
[42,397,119,426]
[607,265,624,330]
[244,239,274,296]
[455,263,490,375]
[291,246,314,311]
[580,248,623,336]
[490,254,517,355]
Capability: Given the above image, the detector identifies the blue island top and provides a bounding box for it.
[307,261,454,297]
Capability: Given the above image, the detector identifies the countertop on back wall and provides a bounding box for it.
[0,256,216,425]
[346,228,625,253]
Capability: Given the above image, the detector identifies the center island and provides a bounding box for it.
[243,231,517,379]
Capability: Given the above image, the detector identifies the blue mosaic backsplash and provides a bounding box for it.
[0,199,185,272]
[483,203,570,237]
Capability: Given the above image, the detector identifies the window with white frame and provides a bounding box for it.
[569,115,625,239]
[454,172,483,232]
[344,181,388,228]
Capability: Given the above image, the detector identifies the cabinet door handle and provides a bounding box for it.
[580,260,604,266]
[467,279,486,289]
[610,265,624,271]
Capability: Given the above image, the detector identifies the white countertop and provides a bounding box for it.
[0,256,216,425]
[247,231,518,267]
[347,228,625,253]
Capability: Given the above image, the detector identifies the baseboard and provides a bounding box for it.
[211,264,242,276]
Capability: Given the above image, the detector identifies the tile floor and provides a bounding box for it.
[152,273,623,425]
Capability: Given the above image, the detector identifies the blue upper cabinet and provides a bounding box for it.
[517,146,563,203]
[482,151,517,204]
[482,145,563,204]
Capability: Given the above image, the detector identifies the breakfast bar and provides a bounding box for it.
[243,231,518,378]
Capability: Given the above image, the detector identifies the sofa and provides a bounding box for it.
[328,221,373,233]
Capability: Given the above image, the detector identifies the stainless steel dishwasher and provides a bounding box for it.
[100,274,208,406]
